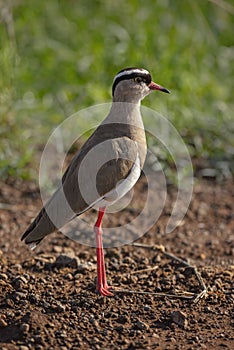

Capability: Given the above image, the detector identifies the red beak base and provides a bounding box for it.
[148,81,170,94]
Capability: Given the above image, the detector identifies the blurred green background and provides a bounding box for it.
[0,0,233,179]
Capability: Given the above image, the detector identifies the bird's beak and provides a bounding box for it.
[148,81,170,94]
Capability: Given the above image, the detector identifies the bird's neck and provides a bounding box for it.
[104,101,144,130]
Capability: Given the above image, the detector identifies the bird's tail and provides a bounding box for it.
[21,206,57,247]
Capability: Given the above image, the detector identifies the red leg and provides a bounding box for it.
[95,207,113,296]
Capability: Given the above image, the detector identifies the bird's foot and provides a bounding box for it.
[96,284,114,297]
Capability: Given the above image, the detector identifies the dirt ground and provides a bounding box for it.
[0,174,233,349]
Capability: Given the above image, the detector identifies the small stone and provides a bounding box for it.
[0,315,8,327]
[166,337,176,343]
[18,276,28,284]
[22,273,31,281]
[13,264,23,271]
[176,273,185,281]
[171,310,188,328]
[204,306,211,313]
[55,254,79,268]
[42,301,50,309]
[0,273,8,280]
[55,303,66,313]
[12,276,28,289]
[143,305,152,311]
[197,203,209,217]
[34,335,43,343]
[152,333,160,338]
[65,273,73,280]
[0,280,7,286]
[122,257,135,265]
[53,246,63,253]
[28,293,40,304]
[6,298,14,307]
[76,262,96,273]
[15,291,27,299]
[135,320,148,330]
[20,323,30,333]
[116,315,128,324]
[20,346,29,350]
[199,253,206,260]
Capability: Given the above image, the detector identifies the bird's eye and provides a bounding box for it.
[134,77,142,84]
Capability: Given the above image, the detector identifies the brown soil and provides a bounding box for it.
[0,176,233,350]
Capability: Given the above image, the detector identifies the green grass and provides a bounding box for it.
[0,0,233,179]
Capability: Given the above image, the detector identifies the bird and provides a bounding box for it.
[21,67,170,296]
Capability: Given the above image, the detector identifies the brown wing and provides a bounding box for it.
[21,132,144,245]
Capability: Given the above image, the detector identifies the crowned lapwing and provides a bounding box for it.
[21,67,170,296]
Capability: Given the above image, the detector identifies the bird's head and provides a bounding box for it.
[112,67,170,103]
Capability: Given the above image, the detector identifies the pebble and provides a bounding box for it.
[11,292,27,304]
[13,264,23,271]
[0,273,8,280]
[0,280,7,286]
[55,303,66,313]
[135,320,149,330]
[19,276,28,284]
[42,301,50,309]
[22,273,31,281]
[166,337,176,343]
[171,311,188,328]
[143,305,152,312]
[197,203,209,217]
[53,245,63,253]
[65,273,73,280]
[116,315,128,324]
[34,335,44,343]
[176,273,185,281]
[122,257,135,265]
[20,323,30,333]
[0,315,8,327]
[152,333,160,338]
[204,306,211,313]
[6,298,15,307]
[55,254,80,268]
[28,293,40,304]
[12,276,28,289]
[76,262,96,273]
[200,253,206,260]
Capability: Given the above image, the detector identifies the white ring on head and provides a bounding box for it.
[113,69,150,83]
